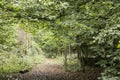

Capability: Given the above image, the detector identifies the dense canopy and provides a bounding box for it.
[0,0,120,80]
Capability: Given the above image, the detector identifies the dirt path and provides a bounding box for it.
[32,58,64,73]
[1,59,100,80]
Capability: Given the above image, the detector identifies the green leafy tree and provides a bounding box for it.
[0,0,120,79]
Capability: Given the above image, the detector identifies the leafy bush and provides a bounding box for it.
[0,51,45,75]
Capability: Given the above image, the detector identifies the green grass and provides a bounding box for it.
[66,58,81,71]
[0,52,45,75]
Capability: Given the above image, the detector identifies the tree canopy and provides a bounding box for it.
[0,0,120,80]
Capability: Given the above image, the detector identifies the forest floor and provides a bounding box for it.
[1,58,101,80]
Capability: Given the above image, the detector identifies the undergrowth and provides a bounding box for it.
[0,52,45,75]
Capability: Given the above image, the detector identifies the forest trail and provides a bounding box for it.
[1,58,100,80]
[31,58,64,74]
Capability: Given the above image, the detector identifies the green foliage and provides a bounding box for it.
[0,0,120,79]
[0,52,29,74]
[117,41,120,48]
[0,51,45,74]
[0,25,17,51]
[66,54,81,71]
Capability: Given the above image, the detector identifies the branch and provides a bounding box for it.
[77,16,109,21]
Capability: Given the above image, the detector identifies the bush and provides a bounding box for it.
[0,51,45,75]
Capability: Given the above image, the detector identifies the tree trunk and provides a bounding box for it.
[64,48,68,70]
[77,46,85,72]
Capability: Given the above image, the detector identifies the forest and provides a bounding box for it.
[0,0,120,80]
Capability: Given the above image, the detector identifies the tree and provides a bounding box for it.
[0,0,120,79]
